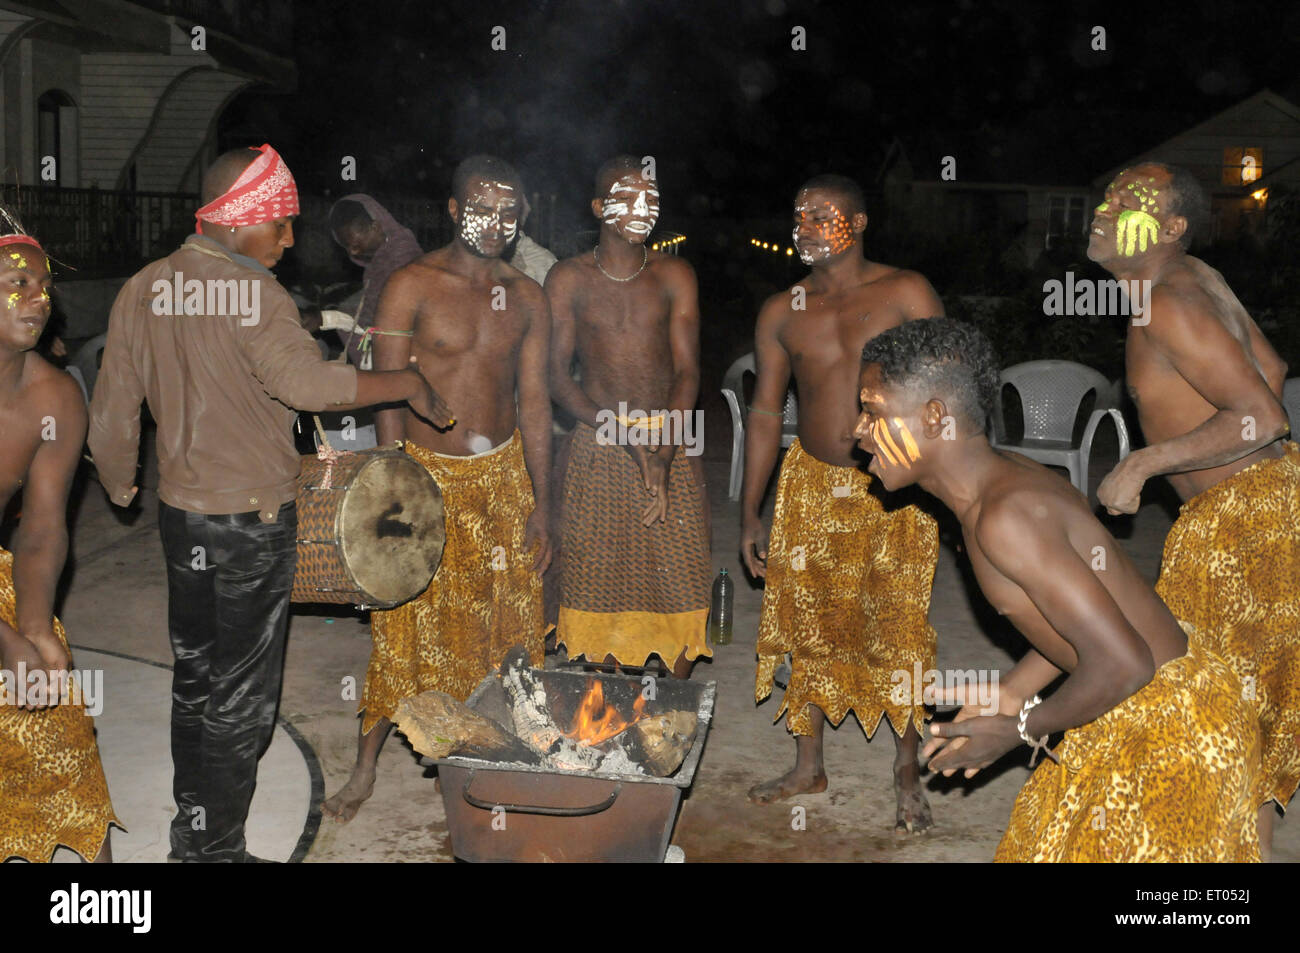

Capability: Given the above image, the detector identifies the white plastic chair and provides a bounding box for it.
[71,333,106,403]
[990,360,1130,496]
[1283,378,1300,439]
[721,352,798,501]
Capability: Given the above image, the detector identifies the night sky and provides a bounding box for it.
[222,0,1300,223]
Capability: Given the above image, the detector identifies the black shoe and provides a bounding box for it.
[241,852,280,863]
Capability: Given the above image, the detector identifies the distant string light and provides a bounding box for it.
[651,235,686,251]
[750,237,796,256]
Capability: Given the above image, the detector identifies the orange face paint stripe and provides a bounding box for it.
[893,418,921,462]
[870,418,901,467]
[877,422,910,469]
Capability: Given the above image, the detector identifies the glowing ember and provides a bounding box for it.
[564,679,649,746]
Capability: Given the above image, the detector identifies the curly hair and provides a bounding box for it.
[860,318,1000,432]
[796,173,865,216]
[595,154,649,196]
[1159,162,1211,248]
[451,154,522,205]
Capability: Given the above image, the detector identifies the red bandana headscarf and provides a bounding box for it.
[0,234,45,255]
[194,143,299,233]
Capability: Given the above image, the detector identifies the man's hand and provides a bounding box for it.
[926,713,1022,777]
[740,514,769,579]
[639,453,670,525]
[299,307,324,334]
[1097,452,1148,515]
[523,507,553,573]
[921,681,1023,779]
[405,361,454,429]
[1,627,70,710]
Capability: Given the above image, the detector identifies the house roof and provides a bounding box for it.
[890,114,1139,191]
[1090,88,1300,188]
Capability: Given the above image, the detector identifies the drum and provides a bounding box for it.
[291,448,445,608]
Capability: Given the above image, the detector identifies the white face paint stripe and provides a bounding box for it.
[603,178,661,238]
[602,201,629,221]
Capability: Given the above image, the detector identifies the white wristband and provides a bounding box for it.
[1017,695,1054,766]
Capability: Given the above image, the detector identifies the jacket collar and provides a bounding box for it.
[182,233,275,277]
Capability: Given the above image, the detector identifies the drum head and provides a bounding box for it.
[340,454,445,605]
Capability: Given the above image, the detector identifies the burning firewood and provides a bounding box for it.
[392,690,542,765]
[624,710,698,776]
[400,648,699,778]
[498,647,698,777]
[499,646,565,751]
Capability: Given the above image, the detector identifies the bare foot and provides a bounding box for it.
[894,761,932,834]
[322,770,375,823]
[748,765,828,804]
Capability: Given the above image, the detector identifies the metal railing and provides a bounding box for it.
[0,185,197,277]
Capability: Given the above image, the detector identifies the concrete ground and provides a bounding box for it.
[51,408,1298,863]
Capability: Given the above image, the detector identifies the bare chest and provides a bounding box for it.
[782,299,900,380]
[965,535,1034,622]
[0,407,41,503]
[575,273,669,336]
[1125,327,1209,432]
[415,297,526,364]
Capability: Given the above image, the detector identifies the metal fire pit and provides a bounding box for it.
[435,669,715,863]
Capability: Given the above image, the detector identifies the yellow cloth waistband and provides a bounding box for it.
[615,413,665,430]
[418,429,519,461]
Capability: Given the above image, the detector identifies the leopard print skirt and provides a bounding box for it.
[1156,442,1300,809]
[996,640,1260,862]
[360,433,546,733]
[755,439,938,738]
[0,548,120,861]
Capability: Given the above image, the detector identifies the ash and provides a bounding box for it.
[549,737,645,775]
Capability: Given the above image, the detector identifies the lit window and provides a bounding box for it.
[1222,147,1263,186]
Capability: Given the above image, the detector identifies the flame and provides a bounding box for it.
[565,679,650,746]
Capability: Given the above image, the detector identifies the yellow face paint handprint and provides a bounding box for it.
[1115,178,1162,257]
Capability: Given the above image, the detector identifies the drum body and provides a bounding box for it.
[291,448,445,608]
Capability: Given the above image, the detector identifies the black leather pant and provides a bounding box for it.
[159,501,296,862]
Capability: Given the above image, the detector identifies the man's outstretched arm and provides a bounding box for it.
[545,263,603,429]
[9,376,86,691]
[658,258,703,469]
[929,501,1155,774]
[517,285,554,572]
[740,294,792,578]
[1135,290,1286,459]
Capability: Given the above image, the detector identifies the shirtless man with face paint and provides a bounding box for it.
[322,155,553,821]
[1090,162,1298,857]
[741,174,945,832]
[859,318,1260,861]
[0,215,119,862]
[547,155,711,677]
